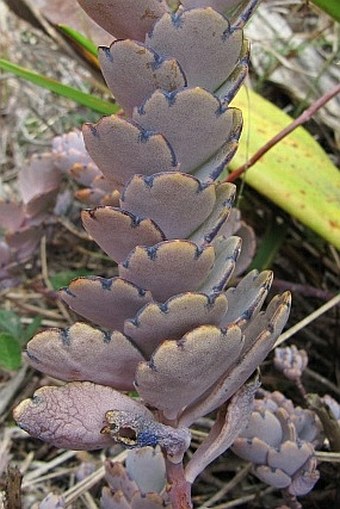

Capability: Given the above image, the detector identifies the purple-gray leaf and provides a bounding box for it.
[82,207,165,263]
[146,8,243,92]
[133,87,239,173]
[0,201,25,231]
[104,461,139,501]
[83,116,178,187]
[18,154,62,218]
[135,324,244,419]
[99,40,186,116]
[124,291,228,357]
[78,0,168,41]
[215,40,249,104]
[199,235,241,293]
[101,487,131,509]
[222,269,273,327]
[25,322,144,390]
[103,409,190,461]
[193,113,242,181]
[185,377,259,483]
[60,276,153,330]
[126,447,166,495]
[121,172,216,239]
[119,240,215,301]
[190,183,236,245]
[179,292,291,426]
[13,381,154,450]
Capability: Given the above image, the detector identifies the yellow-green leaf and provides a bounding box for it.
[230,88,340,248]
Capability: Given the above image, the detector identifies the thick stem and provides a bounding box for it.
[166,459,193,509]
[281,488,302,509]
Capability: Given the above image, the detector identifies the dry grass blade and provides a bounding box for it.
[63,451,127,506]
[274,293,340,347]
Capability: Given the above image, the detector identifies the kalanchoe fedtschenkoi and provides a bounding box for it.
[101,447,171,509]
[13,0,292,507]
[274,345,309,384]
[0,154,62,287]
[52,129,121,206]
[231,390,321,497]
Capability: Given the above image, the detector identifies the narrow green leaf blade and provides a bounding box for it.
[0,333,22,370]
[0,59,118,115]
[230,87,340,248]
[58,24,98,57]
[311,0,340,22]
[50,269,94,290]
[0,310,23,339]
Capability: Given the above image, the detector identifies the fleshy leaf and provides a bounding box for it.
[254,465,291,489]
[181,0,245,16]
[0,201,25,231]
[146,8,243,92]
[215,40,249,105]
[126,447,166,495]
[60,276,153,330]
[52,129,94,173]
[222,269,273,327]
[232,436,271,464]
[25,322,144,390]
[199,235,241,293]
[267,441,314,477]
[13,381,154,450]
[133,87,239,173]
[104,461,139,500]
[190,183,236,244]
[83,116,178,187]
[135,324,244,419]
[78,0,168,41]
[99,40,186,116]
[121,173,216,239]
[82,207,165,263]
[193,115,242,182]
[185,378,259,483]
[234,411,283,449]
[119,241,215,302]
[230,87,340,248]
[69,161,101,186]
[182,1,261,28]
[124,292,228,357]
[6,226,42,263]
[179,292,291,426]
[18,154,62,218]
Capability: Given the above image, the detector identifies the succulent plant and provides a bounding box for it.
[101,447,171,509]
[0,153,62,287]
[231,389,321,498]
[274,345,308,384]
[13,0,292,507]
